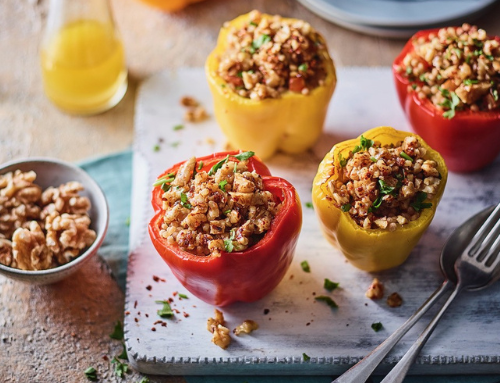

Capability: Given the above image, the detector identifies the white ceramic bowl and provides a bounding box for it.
[0,158,109,284]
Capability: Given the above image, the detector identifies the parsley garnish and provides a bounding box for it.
[233,151,255,161]
[371,322,383,332]
[315,295,338,308]
[179,293,189,299]
[111,357,129,378]
[324,279,339,292]
[406,66,412,75]
[208,155,229,175]
[219,180,228,191]
[492,89,499,102]
[300,260,310,273]
[84,367,97,381]
[441,90,460,119]
[156,300,174,318]
[153,173,175,187]
[463,79,478,86]
[369,195,383,212]
[341,203,351,212]
[352,135,374,153]
[419,74,426,83]
[378,179,395,195]
[303,353,311,361]
[171,141,180,148]
[173,124,184,131]
[400,152,413,162]
[139,378,150,383]
[224,209,231,215]
[249,21,258,27]
[411,192,432,212]
[153,144,160,152]
[180,192,192,209]
[305,202,314,209]
[298,63,308,72]
[224,229,236,252]
[370,156,377,162]
[118,344,128,360]
[110,320,124,340]
[198,161,204,170]
[252,34,271,50]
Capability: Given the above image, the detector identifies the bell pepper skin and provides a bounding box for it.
[312,126,448,272]
[393,29,500,173]
[149,151,302,306]
[205,12,337,160]
[137,0,205,12]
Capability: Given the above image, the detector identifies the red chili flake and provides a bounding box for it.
[192,305,197,308]
[168,298,174,303]
[138,311,141,315]
[134,301,138,309]
[183,312,189,318]
[173,309,180,314]
[263,309,270,315]
[145,313,149,318]
[306,323,310,326]
[173,291,178,296]
[161,322,167,327]
[312,292,316,296]
[153,275,160,282]
[102,355,109,362]
[154,320,162,325]
[125,311,130,315]
[146,285,152,291]
[289,274,294,279]
[134,318,139,323]
[71,332,76,337]
[151,327,156,332]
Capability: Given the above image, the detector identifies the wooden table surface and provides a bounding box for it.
[1,0,500,381]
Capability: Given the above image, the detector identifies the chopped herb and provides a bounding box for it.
[411,191,432,212]
[370,156,377,162]
[453,48,462,59]
[371,322,383,332]
[419,74,426,82]
[171,141,181,148]
[153,144,160,152]
[442,91,460,119]
[493,89,499,102]
[180,192,192,209]
[237,71,243,78]
[463,79,478,86]
[220,84,226,88]
[369,195,383,212]
[305,202,314,209]
[378,179,395,195]
[233,162,238,173]
[315,295,338,308]
[173,124,184,131]
[406,66,412,75]
[360,135,374,150]
[110,320,124,340]
[339,153,347,167]
[474,49,483,56]
[208,155,230,175]
[224,209,231,215]
[232,151,255,161]
[400,152,413,162]
[179,293,189,299]
[411,84,417,90]
[111,357,129,378]
[125,217,130,227]
[198,161,204,170]
[249,21,258,27]
[302,353,311,361]
[465,54,472,64]
[298,63,308,72]
[224,229,236,253]
[486,54,494,61]
[252,34,271,50]
[138,378,150,383]
[84,367,97,381]
[118,344,128,360]
[341,203,351,212]
[324,279,339,292]
[219,180,228,191]
[300,260,310,273]
[153,175,175,187]
[156,300,174,318]
[161,183,171,192]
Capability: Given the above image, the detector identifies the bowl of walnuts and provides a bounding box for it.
[0,157,109,284]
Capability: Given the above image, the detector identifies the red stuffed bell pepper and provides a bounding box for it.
[149,150,302,306]
[393,25,500,173]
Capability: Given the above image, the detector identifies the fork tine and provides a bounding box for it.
[468,203,500,257]
[476,217,500,262]
[484,234,500,267]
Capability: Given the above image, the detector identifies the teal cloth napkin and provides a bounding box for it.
[80,150,500,383]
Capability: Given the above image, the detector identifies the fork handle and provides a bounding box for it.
[380,283,462,383]
[332,280,453,383]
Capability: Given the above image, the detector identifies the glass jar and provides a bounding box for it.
[40,0,128,115]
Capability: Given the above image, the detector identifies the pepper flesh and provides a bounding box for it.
[393,28,500,173]
[149,151,302,306]
[136,0,205,12]
[312,126,448,272]
[205,12,337,160]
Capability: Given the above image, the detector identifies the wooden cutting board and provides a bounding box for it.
[125,67,500,376]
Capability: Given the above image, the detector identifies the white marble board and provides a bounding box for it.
[125,67,500,376]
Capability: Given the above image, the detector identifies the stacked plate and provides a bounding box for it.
[297,0,499,38]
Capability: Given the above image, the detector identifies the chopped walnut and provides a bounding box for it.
[41,181,91,219]
[180,96,199,107]
[184,106,209,123]
[12,221,54,271]
[0,238,13,267]
[365,278,384,300]
[233,320,259,336]
[387,292,403,307]
[207,309,231,349]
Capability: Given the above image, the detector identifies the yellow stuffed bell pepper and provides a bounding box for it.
[312,126,448,272]
[205,11,336,160]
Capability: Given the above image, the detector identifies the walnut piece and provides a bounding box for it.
[207,309,231,349]
[12,221,54,271]
[0,238,13,267]
[233,320,259,336]
[387,292,403,307]
[365,278,384,300]
[41,181,91,218]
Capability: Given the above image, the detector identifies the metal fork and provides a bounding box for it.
[379,202,500,383]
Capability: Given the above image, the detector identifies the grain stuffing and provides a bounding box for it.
[217,10,328,99]
[0,170,96,270]
[395,24,500,118]
[158,152,280,257]
[330,135,441,231]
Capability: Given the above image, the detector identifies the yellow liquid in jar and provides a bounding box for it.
[41,19,127,115]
